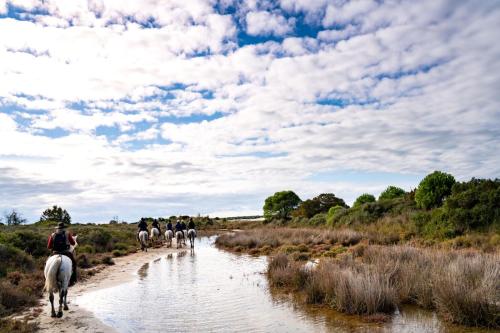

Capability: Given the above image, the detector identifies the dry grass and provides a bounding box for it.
[0,318,38,333]
[215,227,363,256]
[266,245,500,328]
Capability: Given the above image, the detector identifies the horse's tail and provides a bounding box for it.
[44,255,62,293]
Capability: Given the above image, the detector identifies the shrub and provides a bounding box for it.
[112,249,127,257]
[3,231,48,257]
[445,178,500,232]
[101,256,114,265]
[0,244,34,277]
[308,213,327,226]
[77,254,91,268]
[86,229,113,252]
[379,186,406,200]
[353,194,375,208]
[415,171,455,209]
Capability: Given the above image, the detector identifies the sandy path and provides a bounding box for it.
[23,245,181,333]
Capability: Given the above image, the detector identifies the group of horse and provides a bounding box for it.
[43,227,197,319]
[138,227,196,251]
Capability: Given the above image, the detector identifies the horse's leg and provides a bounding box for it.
[63,289,69,310]
[57,289,64,317]
[49,291,56,317]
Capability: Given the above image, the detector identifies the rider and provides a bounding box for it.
[151,219,161,235]
[180,219,187,233]
[47,222,77,286]
[188,217,195,230]
[137,218,148,241]
[174,220,183,238]
[166,220,173,235]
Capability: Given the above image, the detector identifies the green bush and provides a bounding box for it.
[86,229,113,252]
[308,213,327,226]
[445,178,500,232]
[353,194,375,207]
[415,171,455,209]
[379,186,406,200]
[0,244,34,277]
[3,231,48,257]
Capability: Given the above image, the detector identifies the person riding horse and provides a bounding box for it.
[137,218,148,241]
[175,220,183,237]
[151,219,161,235]
[47,222,77,286]
[166,220,173,234]
[188,218,195,230]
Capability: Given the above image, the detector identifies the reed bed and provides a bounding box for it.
[264,243,499,328]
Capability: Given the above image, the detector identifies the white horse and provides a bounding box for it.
[139,230,149,252]
[44,236,78,318]
[165,230,173,248]
[150,227,161,246]
[187,229,196,249]
[175,230,184,249]
[182,230,187,245]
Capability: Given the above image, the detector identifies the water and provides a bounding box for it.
[76,237,491,333]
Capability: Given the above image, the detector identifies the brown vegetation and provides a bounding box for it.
[265,245,499,328]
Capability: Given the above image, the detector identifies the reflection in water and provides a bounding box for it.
[137,263,149,280]
[76,237,492,333]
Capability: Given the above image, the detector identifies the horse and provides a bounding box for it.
[165,229,173,248]
[187,229,196,248]
[139,230,149,252]
[175,230,184,249]
[44,236,78,318]
[150,227,161,246]
[182,230,187,245]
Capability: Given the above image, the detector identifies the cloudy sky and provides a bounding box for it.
[0,0,499,223]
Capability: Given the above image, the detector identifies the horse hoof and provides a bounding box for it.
[64,305,69,310]
[51,312,57,318]
[57,311,63,318]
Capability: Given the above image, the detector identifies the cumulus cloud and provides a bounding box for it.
[246,10,295,36]
[0,0,499,222]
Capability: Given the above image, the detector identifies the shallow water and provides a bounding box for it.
[76,237,492,333]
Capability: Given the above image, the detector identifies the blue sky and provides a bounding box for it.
[0,0,499,223]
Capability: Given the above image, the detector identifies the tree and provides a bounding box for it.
[379,186,406,201]
[263,191,301,220]
[415,171,456,209]
[445,178,500,231]
[294,193,347,218]
[315,193,348,211]
[39,205,71,224]
[4,209,27,226]
[353,193,376,207]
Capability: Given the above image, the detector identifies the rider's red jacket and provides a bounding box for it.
[47,232,76,250]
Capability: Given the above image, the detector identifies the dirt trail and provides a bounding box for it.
[22,245,181,333]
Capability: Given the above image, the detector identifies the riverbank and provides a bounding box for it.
[216,228,500,329]
[19,245,181,333]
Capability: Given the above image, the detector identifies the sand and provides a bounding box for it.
[21,245,181,333]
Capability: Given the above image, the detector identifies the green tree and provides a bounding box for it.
[294,193,347,218]
[4,209,27,226]
[415,171,456,209]
[379,186,406,200]
[445,178,500,231]
[293,199,320,218]
[39,205,71,224]
[263,191,301,220]
[353,193,376,207]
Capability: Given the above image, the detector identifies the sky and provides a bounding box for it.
[0,0,499,223]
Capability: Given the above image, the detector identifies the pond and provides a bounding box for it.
[76,236,490,333]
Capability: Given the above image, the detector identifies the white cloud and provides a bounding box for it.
[0,0,499,222]
[246,10,294,36]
